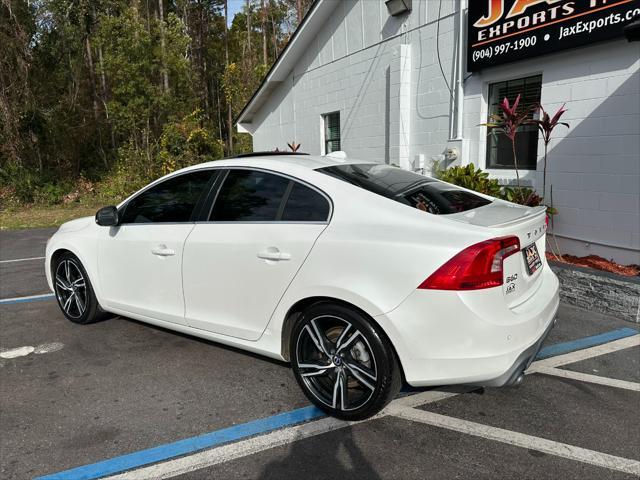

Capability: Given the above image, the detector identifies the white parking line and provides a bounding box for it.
[391,407,640,476]
[100,335,640,480]
[536,366,640,392]
[0,256,45,264]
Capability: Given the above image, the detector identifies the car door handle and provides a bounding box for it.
[151,245,175,257]
[257,249,291,261]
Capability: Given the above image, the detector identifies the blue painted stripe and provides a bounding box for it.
[0,293,55,305]
[535,327,638,360]
[35,326,640,480]
[36,406,324,480]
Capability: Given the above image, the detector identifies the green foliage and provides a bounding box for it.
[0,163,42,205]
[500,186,543,207]
[435,164,502,197]
[97,8,194,141]
[0,162,77,206]
[159,110,225,175]
[435,163,543,207]
[0,0,314,210]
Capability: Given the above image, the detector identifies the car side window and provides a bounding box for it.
[281,182,330,222]
[209,169,330,222]
[120,170,213,224]
[210,170,289,221]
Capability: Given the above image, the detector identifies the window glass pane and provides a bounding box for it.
[318,163,490,214]
[120,170,212,224]
[282,182,330,221]
[324,112,340,153]
[210,170,289,221]
[319,163,435,198]
[486,75,541,170]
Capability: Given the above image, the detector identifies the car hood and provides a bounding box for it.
[57,216,94,234]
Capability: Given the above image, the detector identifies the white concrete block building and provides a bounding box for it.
[236,0,640,265]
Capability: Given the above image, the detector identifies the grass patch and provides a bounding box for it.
[0,201,106,230]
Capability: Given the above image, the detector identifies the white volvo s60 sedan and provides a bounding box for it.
[45,153,559,420]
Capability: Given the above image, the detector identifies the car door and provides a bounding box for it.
[182,168,331,340]
[97,169,215,323]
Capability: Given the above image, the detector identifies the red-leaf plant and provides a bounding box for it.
[530,103,569,202]
[288,142,301,152]
[481,94,536,202]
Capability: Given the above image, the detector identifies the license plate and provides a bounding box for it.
[523,243,542,275]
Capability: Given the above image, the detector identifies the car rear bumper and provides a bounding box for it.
[480,314,556,387]
[375,264,560,387]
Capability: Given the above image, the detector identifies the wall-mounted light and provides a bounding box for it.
[385,0,412,16]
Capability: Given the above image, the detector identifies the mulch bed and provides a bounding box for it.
[546,252,640,277]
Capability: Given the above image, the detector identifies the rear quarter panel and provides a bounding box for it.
[264,172,493,336]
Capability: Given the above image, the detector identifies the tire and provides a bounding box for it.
[290,302,402,420]
[52,252,103,325]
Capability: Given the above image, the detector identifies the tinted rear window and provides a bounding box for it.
[318,164,491,214]
[282,183,330,222]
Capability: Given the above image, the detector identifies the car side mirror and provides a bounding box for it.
[95,206,119,226]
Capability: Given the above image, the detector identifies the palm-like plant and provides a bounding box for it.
[481,94,536,199]
[530,104,569,201]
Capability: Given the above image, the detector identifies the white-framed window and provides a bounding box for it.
[486,75,542,170]
[322,112,340,154]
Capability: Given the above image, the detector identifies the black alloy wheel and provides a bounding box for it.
[53,252,103,324]
[291,302,401,420]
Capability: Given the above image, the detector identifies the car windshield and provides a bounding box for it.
[317,163,491,214]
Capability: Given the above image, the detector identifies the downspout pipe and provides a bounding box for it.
[454,0,466,141]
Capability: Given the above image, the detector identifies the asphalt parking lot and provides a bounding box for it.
[1,227,639,479]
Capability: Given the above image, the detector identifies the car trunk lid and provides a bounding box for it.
[447,201,548,309]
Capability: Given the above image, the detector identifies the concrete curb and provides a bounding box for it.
[549,261,640,323]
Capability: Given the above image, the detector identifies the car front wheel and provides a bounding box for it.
[53,252,103,325]
[291,302,401,420]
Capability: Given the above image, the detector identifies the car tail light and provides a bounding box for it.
[418,236,520,290]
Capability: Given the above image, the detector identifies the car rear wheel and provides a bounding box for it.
[53,253,102,325]
[291,302,401,420]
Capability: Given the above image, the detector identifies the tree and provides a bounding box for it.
[0,0,310,206]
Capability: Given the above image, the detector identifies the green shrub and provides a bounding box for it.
[501,186,542,207]
[435,163,543,207]
[0,162,78,207]
[159,110,225,175]
[95,145,151,203]
[0,162,40,204]
[435,164,502,197]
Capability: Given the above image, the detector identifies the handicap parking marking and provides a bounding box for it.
[102,391,458,480]
[0,293,55,305]
[529,334,640,371]
[535,327,640,359]
[35,406,326,480]
[35,329,639,480]
[0,256,45,264]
